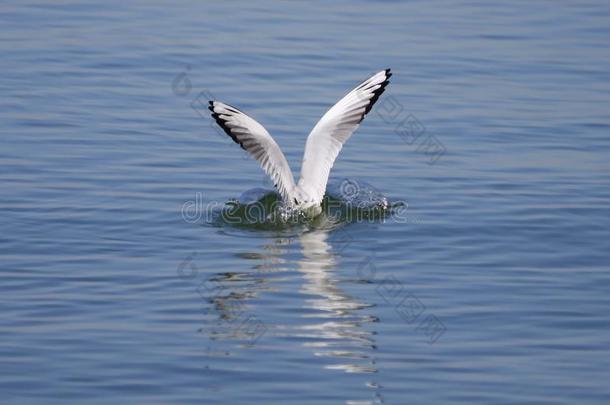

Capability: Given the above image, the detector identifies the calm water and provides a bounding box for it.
[2,1,610,403]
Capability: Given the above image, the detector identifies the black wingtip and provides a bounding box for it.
[358,69,392,121]
[208,101,247,151]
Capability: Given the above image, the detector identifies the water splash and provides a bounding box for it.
[208,178,403,231]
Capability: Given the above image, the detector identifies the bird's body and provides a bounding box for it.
[209,69,392,215]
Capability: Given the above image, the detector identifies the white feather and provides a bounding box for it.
[298,69,392,205]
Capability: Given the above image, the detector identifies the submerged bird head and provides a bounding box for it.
[290,186,322,217]
[291,187,316,207]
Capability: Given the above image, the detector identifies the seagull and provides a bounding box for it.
[208,69,392,217]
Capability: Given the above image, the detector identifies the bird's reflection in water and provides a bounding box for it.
[204,220,382,403]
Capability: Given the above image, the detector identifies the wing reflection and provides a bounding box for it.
[297,228,379,375]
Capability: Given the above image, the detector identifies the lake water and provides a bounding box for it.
[2,1,610,403]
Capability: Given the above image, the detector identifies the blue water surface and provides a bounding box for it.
[1,1,610,403]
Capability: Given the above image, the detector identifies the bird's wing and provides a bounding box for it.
[298,69,391,204]
[209,101,296,202]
